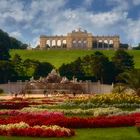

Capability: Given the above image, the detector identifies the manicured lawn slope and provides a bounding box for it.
[0,127,140,140]
[10,50,140,69]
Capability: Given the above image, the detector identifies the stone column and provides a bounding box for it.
[49,39,51,48]
[76,40,78,48]
[87,36,93,49]
[113,37,120,50]
[40,36,47,49]
[102,40,104,49]
[107,40,110,49]
[55,40,57,48]
[61,40,63,48]
[66,36,72,49]
[81,40,84,48]
[97,41,99,48]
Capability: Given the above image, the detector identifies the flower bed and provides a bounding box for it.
[0,110,64,119]
[70,93,140,105]
[0,94,140,137]
[0,113,139,128]
[0,102,30,109]
[21,107,122,117]
[0,122,75,137]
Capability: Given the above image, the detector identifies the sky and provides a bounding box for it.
[0,0,140,47]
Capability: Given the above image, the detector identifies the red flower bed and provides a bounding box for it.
[0,102,29,109]
[2,128,74,137]
[0,110,64,118]
[0,124,75,137]
[0,113,139,128]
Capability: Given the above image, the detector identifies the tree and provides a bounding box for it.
[0,29,11,60]
[11,54,26,78]
[0,61,17,83]
[82,51,115,84]
[10,37,27,49]
[133,43,140,50]
[120,43,129,49]
[23,59,39,77]
[59,57,85,80]
[117,69,140,96]
[112,49,134,79]
[33,62,54,78]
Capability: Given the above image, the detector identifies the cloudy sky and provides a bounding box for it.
[0,0,140,47]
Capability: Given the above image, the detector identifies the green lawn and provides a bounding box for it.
[0,127,139,140]
[10,49,140,69]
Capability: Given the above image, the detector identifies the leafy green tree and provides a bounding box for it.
[23,59,39,77]
[82,51,115,83]
[33,62,54,78]
[133,43,140,50]
[112,49,134,78]
[0,29,11,60]
[117,69,140,96]
[59,57,85,80]
[0,61,17,83]
[10,37,27,49]
[11,54,25,77]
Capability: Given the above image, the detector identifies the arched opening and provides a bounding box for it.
[83,40,87,48]
[52,40,56,48]
[109,40,113,48]
[57,40,61,48]
[72,40,77,48]
[104,40,108,49]
[98,40,103,48]
[78,40,82,47]
[62,40,67,48]
[93,40,98,48]
[46,40,51,48]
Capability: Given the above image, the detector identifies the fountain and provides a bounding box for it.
[24,69,83,94]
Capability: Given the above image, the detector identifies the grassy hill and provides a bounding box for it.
[10,49,140,69]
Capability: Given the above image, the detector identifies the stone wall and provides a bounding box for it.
[0,81,113,94]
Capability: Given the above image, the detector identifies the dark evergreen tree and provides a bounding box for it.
[0,29,11,60]
[112,49,134,79]
[11,54,25,78]
[59,57,85,80]
[33,62,54,78]
[0,61,17,83]
[82,51,115,83]
[10,37,28,49]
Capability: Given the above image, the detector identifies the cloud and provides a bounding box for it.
[10,31,22,39]
[123,19,140,45]
[133,0,140,6]
[31,36,39,48]
[107,0,130,13]
[82,0,94,7]
[0,0,140,46]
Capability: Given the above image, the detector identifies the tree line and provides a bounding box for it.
[0,46,135,85]
[59,50,134,84]
[0,54,53,83]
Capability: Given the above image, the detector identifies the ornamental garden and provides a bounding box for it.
[0,92,140,139]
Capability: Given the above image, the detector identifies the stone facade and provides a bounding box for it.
[39,28,120,50]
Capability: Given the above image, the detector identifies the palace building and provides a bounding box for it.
[39,28,120,50]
